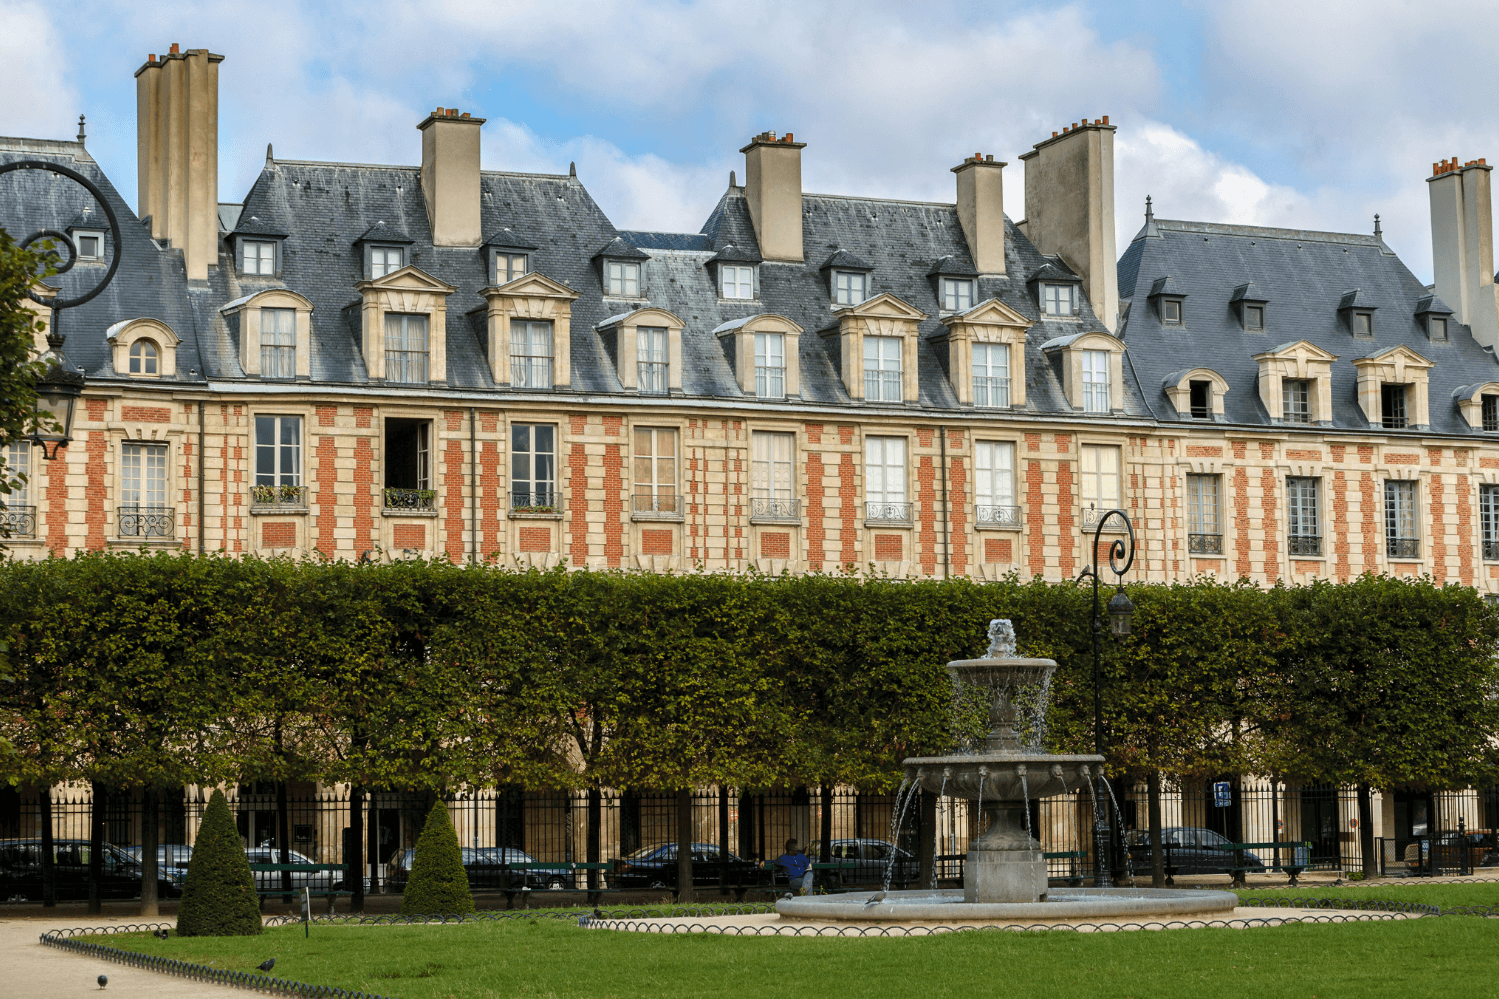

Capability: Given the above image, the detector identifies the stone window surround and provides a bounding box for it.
[1253,340,1338,426]
[1380,466,1423,562]
[715,313,803,400]
[355,265,456,384]
[971,438,1023,533]
[1075,435,1128,532]
[221,289,314,380]
[71,228,106,261]
[1043,331,1127,415]
[470,270,579,391]
[1177,455,1234,559]
[628,420,685,523]
[105,317,181,379]
[861,427,912,527]
[936,298,1031,408]
[1281,458,1327,563]
[597,307,685,394]
[744,418,805,525]
[108,425,180,548]
[822,293,928,405]
[1162,367,1230,421]
[714,260,759,302]
[249,404,314,517]
[1352,345,1433,431]
[1455,382,1499,431]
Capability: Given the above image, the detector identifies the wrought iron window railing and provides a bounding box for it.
[250,484,308,511]
[1486,540,1499,561]
[384,488,436,511]
[975,504,1022,528]
[972,376,1010,409]
[1288,535,1322,556]
[510,358,553,390]
[511,491,557,514]
[750,497,800,522]
[633,492,682,515]
[118,506,174,538]
[1188,533,1223,555]
[1080,506,1128,532]
[754,366,785,399]
[638,361,668,396]
[865,501,912,524]
[0,504,37,538]
[1386,537,1419,559]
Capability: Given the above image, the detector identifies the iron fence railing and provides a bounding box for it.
[633,492,682,516]
[1189,533,1223,554]
[975,504,1022,528]
[865,501,912,524]
[117,506,173,538]
[1387,537,1419,559]
[384,488,436,511]
[1,504,37,538]
[1288,535,1322,556]
[511,490,558,514]
[637,362,668,396]
[1487,540,1499,562]
[750,497,800,522]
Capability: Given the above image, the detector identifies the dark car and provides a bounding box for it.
[389,847,575,892]
[805,838,918,886]
[613,842,763,889]
[1125,827,1267,875]
[1431,829,1499,871]
[0,839,182,901]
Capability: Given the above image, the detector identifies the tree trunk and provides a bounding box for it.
[586,787,602,890]
[1147,771,1164,888]
[140,786,159,917]
[918,789,937,889]
[277,780,292,899]
[1358,784,1377,878]
[676,787,694,904]
[39,786,55,907]
[818,784,833,864]
[87,781,105,915]
[349,785,365,912]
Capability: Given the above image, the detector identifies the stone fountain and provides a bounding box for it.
[776,620,1236,923]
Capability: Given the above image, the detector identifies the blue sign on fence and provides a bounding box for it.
[1213,782,1232,807]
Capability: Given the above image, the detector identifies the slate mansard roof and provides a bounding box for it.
[1117,216,1499,433]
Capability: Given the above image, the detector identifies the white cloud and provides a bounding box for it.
[0,0,78,139]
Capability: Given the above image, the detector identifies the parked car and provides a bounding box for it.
[243,847,334,891]
[1125,827,1268,875]
[804,839,918,886]
[120,844,193,885]
[388,847,575,892]
[1431,829,1499,871]
[0,839,182,902]
[613,842,763,889]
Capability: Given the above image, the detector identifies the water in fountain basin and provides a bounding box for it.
[928,773,948,890]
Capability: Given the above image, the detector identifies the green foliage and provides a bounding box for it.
[176,789,262,936]
[0,228,52,511]
[399,800,474,915]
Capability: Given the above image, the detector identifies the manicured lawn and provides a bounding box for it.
[109,914,1499,999]
[1237,881,1499,911]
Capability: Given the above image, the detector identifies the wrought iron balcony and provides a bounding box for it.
[975,504,1022,528]
[118,506,174,539]
[384,488,436,512]
[511,491,558,514]
[750,497,800,523]
[1387,537,1419,559]
[1188,533,1223,555]
[0,504,37,539]
[1486,540,1499,562]
[865,501,912,524]
[1080,506,1128,532]
[1288,535,1322,556]
[250,484,308,512]
[633,492,682,517]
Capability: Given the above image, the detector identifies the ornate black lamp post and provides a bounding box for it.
[1074,509,1136,887]
[1,159,121,457]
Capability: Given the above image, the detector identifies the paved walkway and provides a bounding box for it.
[0,917,233,999]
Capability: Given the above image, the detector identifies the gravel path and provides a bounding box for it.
[0,917,235,998]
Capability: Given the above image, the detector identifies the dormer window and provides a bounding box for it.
[498,253,529,284]
[1244,305,1264,331]
[1148,276,1187,327]
[1416,294,1454,343]
[1485,395,1499,432]
[73,231,104,261]
[1189,380,1211,419]
[1283,379,1311,423]
[1381,385,1408,429]
[370,245,405,278]
[1353,311,1373,337]
[721,265,755,300]
[833,271,868,306]
[1162,367,1229,421]
[129,339,159,376]
[1231,283,1268,332]
[942,278,975,312]
[1041,284,1078,316]
[1430,316,1448,341]
[607,261,640,297]
[241,240,276,276]
[1339,289,1377,337]
[1081,349,1110,413]
[1162,299,1182,325]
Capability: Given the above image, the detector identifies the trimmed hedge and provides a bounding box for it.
[400,801,474,916]
[176,789,262,936]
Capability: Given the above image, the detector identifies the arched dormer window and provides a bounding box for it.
[106,318,181,378]
[1041,330,1127,414]
[220,289,315,380]
[1163,368,1230,421]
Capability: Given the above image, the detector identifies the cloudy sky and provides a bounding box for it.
[3,0,1495,282]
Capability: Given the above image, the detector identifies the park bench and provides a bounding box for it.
[248,863,351,913]
[1211,841,1312,887]
[492,862,620,909]
[750,858,862,898]
[1043,850,1088,888]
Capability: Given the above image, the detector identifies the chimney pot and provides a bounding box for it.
[148,53,155,62]
[461,112,469,118]
[1103,115,1110,124]
[1052,131,1058,138]
[785,132,793,142]
[169,42,179,54]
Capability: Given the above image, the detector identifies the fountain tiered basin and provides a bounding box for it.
[776,624,1237,924]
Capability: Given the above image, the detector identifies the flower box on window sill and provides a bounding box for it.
[382,488,438,517]
[250,485,309,515]
[510,492,563,520]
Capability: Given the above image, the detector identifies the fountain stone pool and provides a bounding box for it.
[776,620,1237,924]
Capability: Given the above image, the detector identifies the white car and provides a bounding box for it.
[244,847,332,890]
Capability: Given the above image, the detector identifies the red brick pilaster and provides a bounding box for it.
[1026,459,1045,577]
[949,455,968,578]
[1332,471,1349,580]
[443,432,465,562]
[314,434,337,557]
[917,455,936,575]
[839,453,857,567]
[603,442,623,568]
[806,451,825,570]
[1429,473,1447,583]
[353,437,373,554]
[1057,455,1076,578]
[1458,474,1474,585]
[1234,467,1251,578]
[1260,468,1279,581]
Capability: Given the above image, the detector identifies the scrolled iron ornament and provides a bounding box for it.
[0,158,122,309]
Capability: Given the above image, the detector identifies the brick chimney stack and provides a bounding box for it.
[134,44,224,281]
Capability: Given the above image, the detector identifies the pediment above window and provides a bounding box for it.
[484,271,579,301]
[355,265,455,385]
[356,264,458,295]
[469,270,579,389]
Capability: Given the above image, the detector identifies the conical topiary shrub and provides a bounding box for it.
[400,800,474,915]
[176,789,262,936]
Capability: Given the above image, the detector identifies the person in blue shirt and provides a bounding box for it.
[774,838,811,894]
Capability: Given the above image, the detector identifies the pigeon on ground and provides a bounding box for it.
[257,958,276,973]
[154,929,169,941]
[97,974,107,988]
[863,891,888,906]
